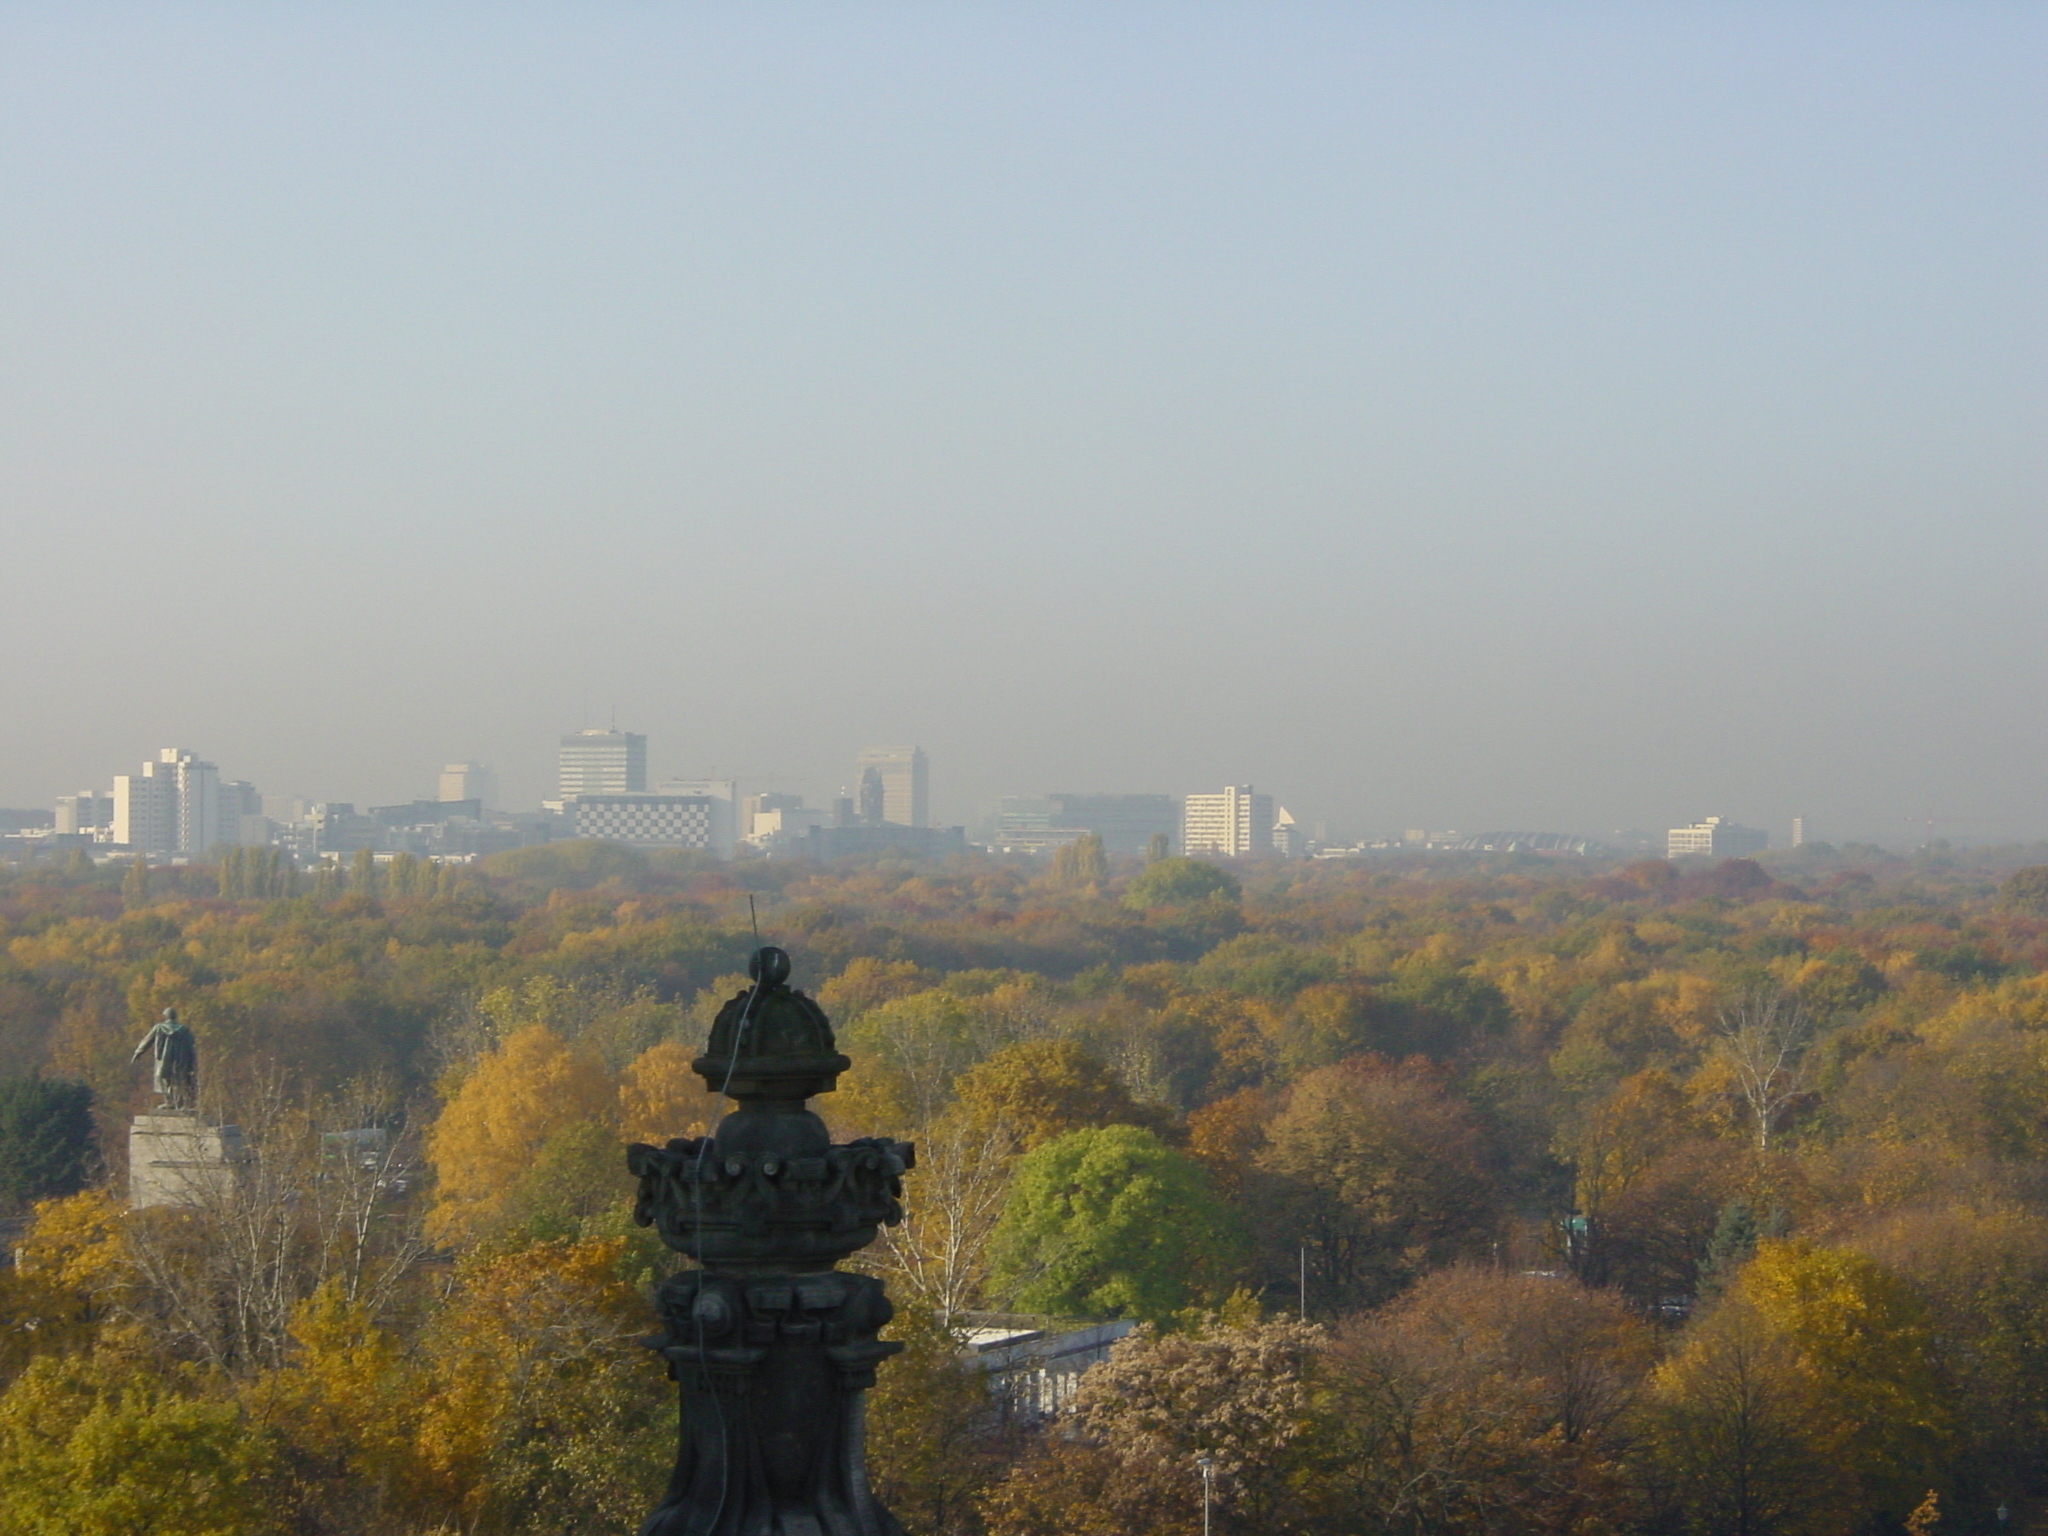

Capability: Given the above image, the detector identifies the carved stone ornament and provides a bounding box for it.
[626,945,916,1536]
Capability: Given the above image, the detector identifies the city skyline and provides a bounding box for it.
[3,8,2044,846]
[8,728,1899,856]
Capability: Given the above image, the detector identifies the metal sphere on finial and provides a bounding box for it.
[748,945,792,986]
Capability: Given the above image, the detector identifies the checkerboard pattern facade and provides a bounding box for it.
[569,794,717,849]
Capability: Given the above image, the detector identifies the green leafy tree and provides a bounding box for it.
[0,1079,96,1210]
[1997,865,2048,916]
[990,1125,1245,1323]
[1123,857,1241,910]
[1050,834,1109,888]
[217,846,245,899]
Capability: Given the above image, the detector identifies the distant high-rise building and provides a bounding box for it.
[54,791,113,837]
[1667,817,1768,859]
[855,746,928,828]
[440,762,497,811]
[1791,817,1805,848]
[112,748,245,855]
[559,730,647,798]
[857,768,887,826]
[1182,785,1274,858]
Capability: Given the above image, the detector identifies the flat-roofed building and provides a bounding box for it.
[559,730,647,798]
[113,749,224,855]
[1667,816,1768,859]
[987,793,1179,857]
[854,746,928,828]
[565,792,722,851]
[658,779,738,856]
[1181,785,1274,859]
[439,762,497,811]
[54,791,114,837]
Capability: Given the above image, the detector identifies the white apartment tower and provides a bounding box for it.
[113,749,221,855]
[559,730,648,798]
[854,747,928,828]
[1181,785,1275,859]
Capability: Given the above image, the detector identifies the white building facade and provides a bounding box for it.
[1181,785,1275,858]
[1666,816,1769,859]
[558,730,648,798]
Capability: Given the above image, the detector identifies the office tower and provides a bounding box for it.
[1791,817,1805,848]
[558,729,647,798]
[1666,817,1769,859]
[440,762,497,811]
[1181,785,1275,858]
[854,746,928,828]
[113,748,225,855]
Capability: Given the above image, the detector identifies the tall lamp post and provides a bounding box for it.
[1197,1454,1215,1536]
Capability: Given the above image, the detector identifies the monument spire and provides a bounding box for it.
[626,944,915,1536]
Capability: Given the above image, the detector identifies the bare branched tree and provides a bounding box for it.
[1716,990,1816,1152]
[118,1065,427,1374]
[874,1111,1017,1326]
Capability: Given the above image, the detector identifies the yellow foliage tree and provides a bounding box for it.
[411,1238,663,1533]
[426,1026,616,1247]
[952,1037,1160,1151]
[1739,1239,1950,1517]
[245,1280,421,1529]
[0,1353,281,1536]
[617,1039,723,1145]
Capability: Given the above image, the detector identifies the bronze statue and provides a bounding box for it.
[131,1006,198,1111]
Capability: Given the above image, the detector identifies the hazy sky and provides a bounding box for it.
[5,4,2043,843]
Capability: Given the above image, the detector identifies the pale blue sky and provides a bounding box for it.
[4,4,2043,843]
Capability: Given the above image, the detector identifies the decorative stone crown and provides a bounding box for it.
[628,944,914,1271]
[690,945,851,1102]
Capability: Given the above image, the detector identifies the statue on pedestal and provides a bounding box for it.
[626,944,915,1536]
[131,1006,198,1112]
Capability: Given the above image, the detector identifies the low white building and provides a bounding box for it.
[1667,816,1768,859]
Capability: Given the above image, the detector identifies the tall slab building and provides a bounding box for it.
[113,749,221,855]
[854,746,928,828]
[559,730,648,798]
[1181,785,1275,859]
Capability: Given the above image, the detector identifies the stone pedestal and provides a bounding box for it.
[129,1113,248,1210]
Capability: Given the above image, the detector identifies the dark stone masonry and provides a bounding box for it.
[627,945,915,1536]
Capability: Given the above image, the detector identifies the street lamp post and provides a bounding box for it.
[1197,1454,1215,1536]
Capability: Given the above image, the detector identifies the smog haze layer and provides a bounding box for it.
[4,4,2043,844]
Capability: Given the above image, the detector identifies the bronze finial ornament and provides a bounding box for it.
[627,945,915,1536]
